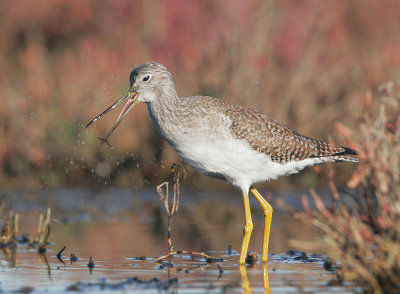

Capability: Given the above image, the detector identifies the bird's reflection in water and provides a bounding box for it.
[239,265,252,293]
[240,263,270,294]
[262,263,271,293]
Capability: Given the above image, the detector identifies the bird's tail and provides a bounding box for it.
[330,146,359,163]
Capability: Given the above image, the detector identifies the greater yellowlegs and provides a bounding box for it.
[86,61,358,265]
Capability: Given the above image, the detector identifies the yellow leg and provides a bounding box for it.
[250,187,273,263]
[239,191,254,265]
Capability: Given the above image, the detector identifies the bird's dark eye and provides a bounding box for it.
[142,75,151,82]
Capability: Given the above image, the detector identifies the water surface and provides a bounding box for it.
[0,188,356,293]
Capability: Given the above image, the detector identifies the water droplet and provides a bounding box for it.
[96,162,111,177]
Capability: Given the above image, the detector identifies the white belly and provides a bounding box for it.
[171,136,326,191]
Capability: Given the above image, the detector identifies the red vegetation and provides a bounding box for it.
[0,0,400,187]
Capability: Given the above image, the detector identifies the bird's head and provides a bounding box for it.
[86,61,173,145]
[129,61,173,103]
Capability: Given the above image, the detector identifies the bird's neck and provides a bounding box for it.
[148,85,179,113]
[147,87,181,140]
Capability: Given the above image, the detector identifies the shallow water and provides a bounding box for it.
[0,188,356,293]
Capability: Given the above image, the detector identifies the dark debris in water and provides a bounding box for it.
[66,277,178,292]
[70,252,79,263]
[55,246,80,265]
[206,257,224,264]
[57,246,66,264]
[87,256,95,274]
[323,259,336,271]
[16,286,34,293]
[271,250,328,264]
[224,245,238,255]
[245,252,258,266]
[157,261,174,270]
[131,256,149,261]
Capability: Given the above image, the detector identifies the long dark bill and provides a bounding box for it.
[86,89,139,146]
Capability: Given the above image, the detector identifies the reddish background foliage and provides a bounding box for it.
[0,0,399,188]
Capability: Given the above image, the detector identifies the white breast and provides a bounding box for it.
[172,133,328,191]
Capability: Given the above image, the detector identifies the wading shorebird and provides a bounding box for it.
[86,62,358,265]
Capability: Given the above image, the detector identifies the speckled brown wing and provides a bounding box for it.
[225,105,355,163]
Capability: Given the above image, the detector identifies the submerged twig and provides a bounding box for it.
[0,202,5,216]
[156,163,186,252]
[57,246,67,264]
[154,250,221,263]
[1,211,19,247]
[39,251,52,281]
[217,264,224,280]
[155,164,222,266]
[0,207,52,251]
[38,208,51,253]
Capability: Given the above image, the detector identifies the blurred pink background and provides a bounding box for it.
[0,0,399,189]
